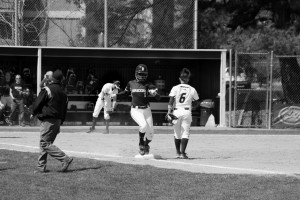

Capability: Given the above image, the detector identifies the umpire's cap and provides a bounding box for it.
[113,80,121,89]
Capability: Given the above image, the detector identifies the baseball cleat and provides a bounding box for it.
[86,127,95,133]
[176,153,181,158]
[61,157,73,172]
[180,153,189,159]
[144,145,150,155]
[139,145,145,155]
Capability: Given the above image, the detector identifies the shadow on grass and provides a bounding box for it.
[0,167,15,171]
[67,165,104,173]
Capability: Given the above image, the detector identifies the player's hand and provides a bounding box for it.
[30,114,34,120]
[148,89,158,96]
[165,112,171,121]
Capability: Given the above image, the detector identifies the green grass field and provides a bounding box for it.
[1,149,300,200]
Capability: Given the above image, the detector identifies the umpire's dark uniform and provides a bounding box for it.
[32,70,72,172]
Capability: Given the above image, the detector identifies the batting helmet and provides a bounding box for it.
[135,64,148,82]
[179,68,191,83]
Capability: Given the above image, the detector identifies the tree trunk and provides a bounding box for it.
[279,57,300,104]
[152,0,174,48]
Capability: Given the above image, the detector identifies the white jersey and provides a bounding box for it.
[93,83,118,119]
[169,84,199,109]
[99,83,118,99]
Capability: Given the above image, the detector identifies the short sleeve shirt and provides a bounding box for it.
[10,82,25,99]
[100,83,118,100]
[125,80,156,107]
[169,83,199,109]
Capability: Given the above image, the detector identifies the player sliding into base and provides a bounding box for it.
[87,80,121,134]
[166,68,199,159]
[114,64,160,156]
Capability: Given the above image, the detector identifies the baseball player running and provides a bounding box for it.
[87,80,120,134]
[115,64,160,155]
[167,68,199,159]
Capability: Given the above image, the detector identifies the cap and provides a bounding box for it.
[113,80,120,89]
[52,69,63,81]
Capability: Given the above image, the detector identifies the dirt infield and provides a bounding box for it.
[0,126,299,177]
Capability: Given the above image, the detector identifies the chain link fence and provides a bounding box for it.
[229,52,271,128]
[0,0,196,48]
[228,52,300,129]
[0,0,16,45]
[271,55,300,128]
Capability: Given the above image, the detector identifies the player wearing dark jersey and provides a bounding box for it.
[115,64,160,155]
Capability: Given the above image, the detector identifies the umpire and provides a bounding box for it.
[31,69,73,173]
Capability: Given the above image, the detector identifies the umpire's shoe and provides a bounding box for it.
[144,145,150,155]
[139,145,146,155]
[87,127,95,133]
[61,157,73,172]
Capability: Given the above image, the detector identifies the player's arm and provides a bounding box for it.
[192,99,200,110]
[9,88,15,100]
[115,82,131,97]
[165,96,175,121]
[167,96,175,114]
[191,90,200,109]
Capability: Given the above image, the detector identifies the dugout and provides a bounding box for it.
[0,46,227,127]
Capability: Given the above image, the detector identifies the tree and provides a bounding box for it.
[208,0,300,104]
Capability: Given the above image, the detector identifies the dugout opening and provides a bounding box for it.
[0,46,227,127]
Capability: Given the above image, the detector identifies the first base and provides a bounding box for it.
[135,154,161,159]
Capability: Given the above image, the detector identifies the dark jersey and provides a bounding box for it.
[125,80,156,107]
[10,82,25,99]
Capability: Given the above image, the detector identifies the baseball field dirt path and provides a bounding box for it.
[0,126,299,177]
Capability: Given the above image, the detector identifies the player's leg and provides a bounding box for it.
[103,111,110,134]
[18,100,25,127]
[173,110,183,158]
[179,114,192,159]
[173,119,183,158]
[87,97,104,133]
[7,99,17,125]
[130,108,148,155]
[143,108,155,154]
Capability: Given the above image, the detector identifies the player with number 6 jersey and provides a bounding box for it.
[167,68,199,159]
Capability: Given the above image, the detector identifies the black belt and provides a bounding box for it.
[174,108,189,110]
[132,105,148,109]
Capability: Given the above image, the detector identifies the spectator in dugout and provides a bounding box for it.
[7,74,26,126]
[0,71,14,112]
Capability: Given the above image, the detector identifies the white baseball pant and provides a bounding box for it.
[130,107,154,140]
[173,109,192,139]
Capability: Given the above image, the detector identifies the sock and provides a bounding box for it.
[92,117,97,128]
[139,132,145,145]
[105,119,110,129]
[181,138,189,154]
[145,138,151,146]
[174,137,181,154]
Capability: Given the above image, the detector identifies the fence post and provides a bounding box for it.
[14,0,18,46]
[233,51,238,127]
[104,0,108,48]
[268,51,274,129]
[193,0,198,49]
[229,49,232,127]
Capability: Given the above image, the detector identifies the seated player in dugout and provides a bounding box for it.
[114,64,160,156]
